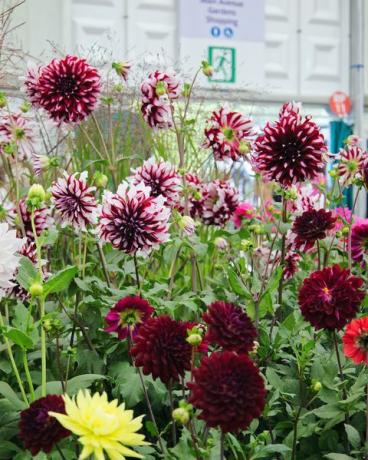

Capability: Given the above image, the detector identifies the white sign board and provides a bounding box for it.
[179,0,265,89]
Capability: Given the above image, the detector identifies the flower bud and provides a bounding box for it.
[179,215,195,236]
[20,101,31,113]
[182,83,190,98]
[155,81,167,97]
[241,239,253,251]
[249,224,264,235]
[201,60,214,77]
[0,92,7,109]
[329,168,338,178]
[94,172,108,188]
[238,140,251,155]
[28,184,46,202]
[186,333,202,347]
[342,226,350,236]
[214,236,228,250]
[112,61,131,80]
[113,83,124,93]
[313,381,322,392]
[29,282,44,297]
[172,407,190,425]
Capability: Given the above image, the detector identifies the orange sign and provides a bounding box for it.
[329,91,352,117]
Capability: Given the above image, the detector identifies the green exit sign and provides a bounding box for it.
[208,46,236,83]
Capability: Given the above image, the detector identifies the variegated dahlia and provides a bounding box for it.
[179,173,205,219]
[337,145,367,184]
[15,198,49,239]
[203,107,253,161]
[291,208,336,251]
[253,102,327,187]
[299,265,364,330]
[201,180,239,226]
[51,171,97,230]
[7,238,37,301]
[188,351,266,433]
[351,220,368,261]
[25,55,101,124]
[0,113,35,159]
[99,181,170,254]
[130,159,182,207]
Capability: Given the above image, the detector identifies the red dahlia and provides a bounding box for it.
[351,220,368,261]
[203,107,253,161]
[25,55,101,124]
[203,301,257,353]
[201,180,239,226]
[291,208,336,251]
[105,295,154,340]
[130,315,192,384]
[18,394,70,455]
[298,265,364,330]
[188,351,266,433]
[343,316,368,365]
[253,102,326,187]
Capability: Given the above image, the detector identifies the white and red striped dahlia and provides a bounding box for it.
[6,238,37,300]
[0,113,35,159]
[253,103,327,187]
[130,159,182,207]
[15,199,49,239]
[203,107,253,161]
[177,173,205,219]
[337,145,368,185]
[25,55,101,124]
[51,172,97,230]
[201,180,239,226]
[99,181,170,254]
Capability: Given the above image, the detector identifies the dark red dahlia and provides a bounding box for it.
[203,301,257,353]
[131,315,192,384]
[351,220,368,261]
[25,55,101,124]
[15,198,49,239]
[201,180,239,226]
[298,265,364,330]
[291,208,336,251]
[203,107,253,161]
[283,251,300,280]
[253,103,327,187]
[188,351,266,433]
[105,295,154,340]
[18,394,70,455]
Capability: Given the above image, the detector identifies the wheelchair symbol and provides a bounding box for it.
[224,27,234,38]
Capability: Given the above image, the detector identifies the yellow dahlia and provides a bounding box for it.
[49,390,147,460]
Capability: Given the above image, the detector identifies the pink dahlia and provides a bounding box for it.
[351,219,368,261]
[99,181,170,254]
[130,159,182,207]
[51,171,97,230]
[203,107,253,161]
[253,103,327,187]
[201,180,239,227]
[337,145,367,185]
[330,207,352,233]
[25,55,101,124]
[233,202,255,228]
[0,113,35,159]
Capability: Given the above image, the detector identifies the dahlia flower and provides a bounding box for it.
[233,202,255,228]
[130,159,182,207]
[330,207,352,233]
[0,113,35,159]
[15,198,49,239]
[253,103,327,187]
[188,351,266,433]
[351,220,368,261]
[298,265,364,330]
[178,214,196,236]
[291,208,336,251]
[105,295,154,340]
[203,107,253,161]
[99,181,170,254]
[337,145,367,184]
[346,134,360,146]
[18,395,70,455]
[25,55,101,124]
[0,222,24,298]
[131,315,192,384]
[50,390,147,460]
[51,171,97,230]
[6,238,37,300]
[112,61,132,81]
[283,250,301,280]
[201,180,239,226]
[203,301,257,353]
[179,173,205,219]
[343,316,368,365]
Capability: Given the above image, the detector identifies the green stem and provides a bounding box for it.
[22,351,35,402]
[220,431,225,460]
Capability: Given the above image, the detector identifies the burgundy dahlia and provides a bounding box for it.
[131,159,182,207]
[188,351,266,433]
[15,198,49,239]
[0,113,35,159]
[203,301,257,353]
[18,394,70,455]
[131,315,192,384]
[99,181,170,254]
[283,251,300,280]
[105,295,154,340]
[25,55,101,124]
[291,208,336,251]
[253,103,327,187]
[203,107,253,161]
[351,220,368,261]
[337,145,367,185]
[51,171,97,230]
[298,265,364,330]
[201,180,239,226]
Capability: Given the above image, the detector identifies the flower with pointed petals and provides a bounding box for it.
[351,219,368,261]
[0,113,35,159]
[99,181,170,254]
[343,316,368,365]
[50,390,147,460]
[233,202,255,228]
[0,222,24,298]
[51,171,97,230]
[201,180,239,227]
[105,295,154,340]
[253,103,327,187]
[291,208,336,251]
[112,61,132,81]
[346,134,360,146]
[178,173,205,219]
[337,145,367,185]
[203,107,253,161]
[299,265,364,330]
[14,198,49,239]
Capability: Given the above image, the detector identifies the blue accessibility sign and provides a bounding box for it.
[224,27,234,38]
[211,26,221,38]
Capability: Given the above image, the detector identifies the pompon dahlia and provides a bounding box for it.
[298,265,364,330]
[130,159,182,207]
[18,394,70,455]
[0,113,35,159]
[188,351,266,433]
[343,317,368,365]
[15,198,49,239]
[105,295,154,340]
[203,301,257,353]
[233,202,255,228]
[291,208,336,251]
[337,145,367,184]
[51,171,97,230]
[351,220,368,261]
[253,102,327,187]
[203,107,253,161]
[25,55,101,124]
[201,180,239,226]
[131,315,192,384]
[99,181,170,254]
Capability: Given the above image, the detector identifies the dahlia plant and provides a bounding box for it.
[1,54,368,460]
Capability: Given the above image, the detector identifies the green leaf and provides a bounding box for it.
[34,374,105,398]
[0,382,27,410]
[313,404,343,419]
[324,454,355,460]
[227,268,251,298]
[3,327,33,350]
[15,257,38,290]
[344,424,360,449]
[43,265,78,296]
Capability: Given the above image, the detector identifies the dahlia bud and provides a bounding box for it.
[241,239,253,251]
[27,184,46,208]
[29,282,44,297]
[179,215,195,236]
[192,190,202,201]
[238,140,251,155]
[329,168,338,178]
[335,231,342,238]
[3,143,15,155]
[342,226,350,236]
[94,172,108,188]
[112,61,130,78]
[201,60,214,77]
[285,188,298,200]
[20,101,31,113]
[214,236,228,250]
[311,380,322,392]
[182,83,190,98]
[0,92,7,108]
[249,224,264,235]
[346,134,360,146]
[155,81,167,97]
[113,83,124,93]
[186,333,202,347]
[42,314,64,336]
[172,407,190,425]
